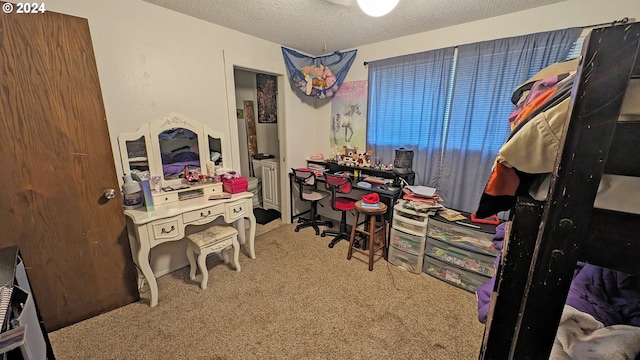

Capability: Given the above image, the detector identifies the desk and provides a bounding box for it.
[306,159,415,186]
[289,171,401,254]
[124,192,255,307]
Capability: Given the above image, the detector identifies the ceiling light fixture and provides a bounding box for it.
[357,0,399,17]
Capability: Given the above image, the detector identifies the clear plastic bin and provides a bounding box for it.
[388,246,423,274]
[427,218,498,256]
[425,238,496,277]
[423,256,491,293]
[390,227,426,256]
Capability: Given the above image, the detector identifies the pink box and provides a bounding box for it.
[222,177,248,194]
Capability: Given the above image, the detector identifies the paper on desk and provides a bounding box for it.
[406,186,437,198]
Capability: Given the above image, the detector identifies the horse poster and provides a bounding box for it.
[330,80,367,150]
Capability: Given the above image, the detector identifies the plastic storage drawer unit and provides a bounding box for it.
[427,218,497,256]
[390,227,425,256]
[388,246,423,274]
[425,237,496,277]
[392,207,429,236]
[423,256,489,293]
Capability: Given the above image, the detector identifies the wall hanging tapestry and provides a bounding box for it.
[330,80,367,149]
[256,73,277,123]
[282,47,357,99]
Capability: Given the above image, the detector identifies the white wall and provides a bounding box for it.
[315,0,640,160]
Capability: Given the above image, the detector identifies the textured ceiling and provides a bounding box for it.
[142,0,567,56]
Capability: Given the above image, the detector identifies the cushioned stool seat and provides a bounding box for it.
[186,225,240,289]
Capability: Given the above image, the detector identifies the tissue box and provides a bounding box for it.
[222,177,248,194]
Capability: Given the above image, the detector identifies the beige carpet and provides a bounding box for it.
[49,221,485,359]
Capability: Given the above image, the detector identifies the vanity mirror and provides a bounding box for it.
[118,112,229,205]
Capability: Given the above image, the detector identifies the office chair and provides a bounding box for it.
[292,168,333,235]
[321,174,359,249]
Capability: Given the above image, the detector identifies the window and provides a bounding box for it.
[366,27,581,212]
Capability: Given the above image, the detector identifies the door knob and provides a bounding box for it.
[103,188,117,200]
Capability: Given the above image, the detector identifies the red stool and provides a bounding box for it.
[347,201,388,271]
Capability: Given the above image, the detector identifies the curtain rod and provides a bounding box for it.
[362,17,631,67]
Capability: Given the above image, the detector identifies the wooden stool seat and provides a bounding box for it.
[186,225,240,289]
[347,201,388,271]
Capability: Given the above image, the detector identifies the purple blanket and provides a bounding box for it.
[566,263,640,327]
[476,224,640,326]
[163,161,200,177]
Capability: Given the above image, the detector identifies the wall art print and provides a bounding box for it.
[256,73,277,123]
[330,80,367,150]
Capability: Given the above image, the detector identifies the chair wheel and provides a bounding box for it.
[294,228,300,232]
[328,242,334,248]
[327,223,333,228]
[315,230,320,235]
[321,233,326,237]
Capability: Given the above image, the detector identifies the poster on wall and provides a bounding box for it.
[330,80,367,150]
[256,73,277,123]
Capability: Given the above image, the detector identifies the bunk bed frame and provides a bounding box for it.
[479,22,640,359]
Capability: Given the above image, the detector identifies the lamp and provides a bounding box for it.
[357,0,399,17]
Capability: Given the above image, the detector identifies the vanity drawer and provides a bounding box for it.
[183,204,224,225]
[150,217,184,242]
[203,183,224,196]
[225,199,248,222]
[153,192,179,205]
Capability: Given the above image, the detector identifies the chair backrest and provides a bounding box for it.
[292,168,315,202]
[324,174,353,211]
[324,174,352,194]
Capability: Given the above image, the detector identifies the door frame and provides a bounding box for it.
[223,50,290,223]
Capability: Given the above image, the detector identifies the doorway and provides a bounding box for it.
[223,53,290,225]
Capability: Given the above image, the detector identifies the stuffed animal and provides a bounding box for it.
[323,66,336,89]
[301,65,335,90]
[312,77,327,88]
[300,65,325,79]
[356,150,374,167]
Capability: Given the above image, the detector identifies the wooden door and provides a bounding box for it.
[0,5,139,331]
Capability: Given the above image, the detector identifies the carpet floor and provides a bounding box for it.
[49,222,485,359]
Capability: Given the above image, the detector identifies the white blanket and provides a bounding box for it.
[550,305,640,360]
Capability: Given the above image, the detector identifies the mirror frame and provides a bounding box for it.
[118,112,229,189]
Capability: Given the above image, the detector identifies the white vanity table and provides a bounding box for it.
[124,192,255,307]
[118,112,255,307]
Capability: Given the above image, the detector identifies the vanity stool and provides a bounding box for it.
[347,201,388,271]
[186,225,241,289]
